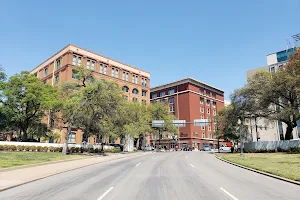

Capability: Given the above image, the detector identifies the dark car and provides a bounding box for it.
[183,146,192,151]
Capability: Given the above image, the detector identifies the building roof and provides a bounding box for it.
[30,44,150,77]
[150,77,224,94]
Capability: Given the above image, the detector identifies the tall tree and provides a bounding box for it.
[0,71,59,141]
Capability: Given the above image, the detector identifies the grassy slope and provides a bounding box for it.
[218,153,300,181]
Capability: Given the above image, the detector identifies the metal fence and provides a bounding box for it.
[244,140,300,150]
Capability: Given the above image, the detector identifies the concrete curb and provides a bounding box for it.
[0,152,149,192]
[214,153,300,186]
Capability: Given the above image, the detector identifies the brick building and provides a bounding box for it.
[30,44,150,145]
[150,78,224,150]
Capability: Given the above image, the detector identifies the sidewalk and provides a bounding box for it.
[0,152,150,191]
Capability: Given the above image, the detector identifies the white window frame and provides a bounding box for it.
[151,93,157,99]
[170,106,175,112]
[142,90,147,97]
[200,107,204,113]
[200,89,203,95]
[115,69,119,78]
[208,125,211,131]
[122,72,125,80]
[78,57,81,66]
[104,66,107,74]
[213,110,216,116]
[111,68,115,77]
[126,72,129,81]
[206,100,210,106]
[56,59,61,69]
[100,64,103,73]
[132,75,135,83]
[68,132,76,144]
[91,61,95,70]
[202,132,205,138]
[160,91,166,97]
[202,126,205,130]
[168,89,175,95]
[72,55,77,65]
[169,97,174,104]
[201,115,204,119]
[135,75,138,84]
[86,60,90,69]
[207,108,210,114]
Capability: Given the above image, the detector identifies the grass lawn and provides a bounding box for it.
[0,151,87,168]
[217,153,300,181]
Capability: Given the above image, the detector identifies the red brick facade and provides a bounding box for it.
[150,78,224,150]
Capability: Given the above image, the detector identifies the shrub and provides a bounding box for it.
[36,146,42,152]
[94,148,99,153]
[0,145,4,151]
[30,146,37,152]
[75,147,80,153]
[2,145,9,151]
[288,147,300,154]
[58,147,63,152]
[88,148,94,153]
[105,148,112,153]
[80,147,84,153]
[10,145,17,151]
[42,146,48,152]
[17,145,25,151]
[49,146,55,152]
[24,146,30,151]
[70,147,76,153]
[112,148,121,153]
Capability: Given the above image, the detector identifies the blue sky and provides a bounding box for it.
[0,0,299,100]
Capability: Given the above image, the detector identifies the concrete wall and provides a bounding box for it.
[244,140,300,150]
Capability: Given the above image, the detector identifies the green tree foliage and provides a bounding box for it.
[0,71,59,141]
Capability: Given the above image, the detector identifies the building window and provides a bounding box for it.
[200,89,203,95]
[44,67,48,77]
[212,93,216,99]
[170,106,175,112]
[202,126,205,130]
[132,75,135,83]
[142,90,147,97]
[201,114,204,119]
[151,93,157,99]
[115,69,119,78]
[206,99,210,106]
[270,66,275,73]
[55,75,59,83]
[86,60,90,69]
[72,55,77,65]
[72,69,79,80]
[206,91,210,97]
[213,110,216,116]
[142,78,147,87]
[122,86,129,92]
[200,97,204,104]
[122,72,126,80]
[132,88,139,95]
[142,78,144,86]
[132,97,138,102]
[209,133,212,139]
[91,61,95,70]
[207,108,210,114]
[213,102,216,108]
[208,125,211,131]
[56,59,61,69]
[100,64,103,73]
[160,91,166,97]
[278,64,283,69]
[126,72,129,81]
[135,75,138,84]
[168,89,175,95]
[200,107,204,113]
[169,97,174,104]
[68,132,76,144]
[78,57,81,66]
[123,95,128,101]
[202,132,205,138]
[111,68,115,77]
[104,66,107,74]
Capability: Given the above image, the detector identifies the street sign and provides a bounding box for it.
[172,120,186,127]
[152,120,165,128]
[194,119,208,126]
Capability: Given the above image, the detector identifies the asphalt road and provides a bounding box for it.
[0,151,299,200]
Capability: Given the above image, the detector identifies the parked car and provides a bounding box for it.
[220,144,231,151]
[183,146,192,151]
[202,145,211,151]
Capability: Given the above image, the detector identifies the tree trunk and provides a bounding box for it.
[284,124,294,140]
[62,125,71,155]
[22,128,28,141]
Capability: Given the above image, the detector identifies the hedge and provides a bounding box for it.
[0,145,121,154]
[243,147,300,154]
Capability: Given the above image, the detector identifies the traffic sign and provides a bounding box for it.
[172,120,186,127]
[194,119,208,126]
[152,120,165,128]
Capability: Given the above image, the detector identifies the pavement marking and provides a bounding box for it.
[97,187,114,200]
[136,162,141,167]
[190,164,195,168]
[220,187,239,200]
[185,156,187,158]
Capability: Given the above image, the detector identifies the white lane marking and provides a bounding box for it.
[185,155,188,158]
[97,187,114,200]
[220,187,239,200]
[190,164,195,168]
[136,162,141,167]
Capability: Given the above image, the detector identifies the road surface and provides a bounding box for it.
[0,151,299,200]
